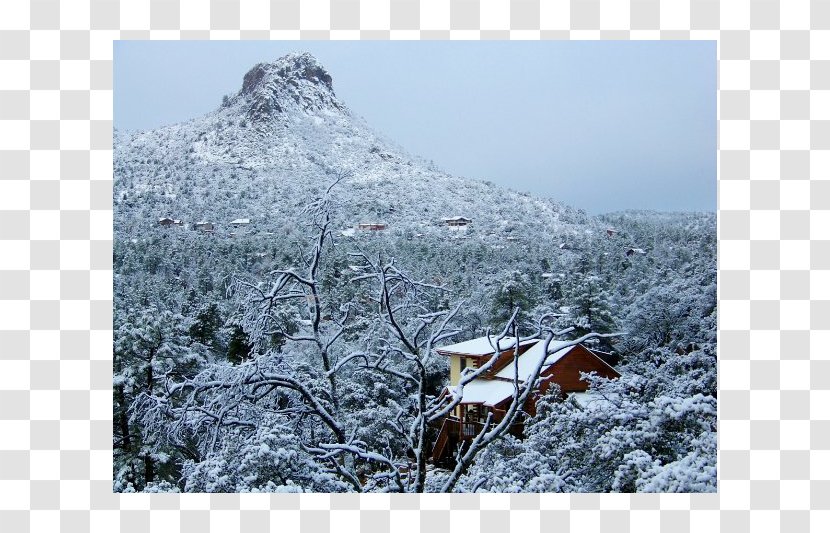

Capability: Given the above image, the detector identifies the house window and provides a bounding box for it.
[460,357,467,373]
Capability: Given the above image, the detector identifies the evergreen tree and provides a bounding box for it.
[488,270,538,331]
[113,306,205,491]
[226,325,253,364]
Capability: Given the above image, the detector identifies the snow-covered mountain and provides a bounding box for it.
[114,52,587,238]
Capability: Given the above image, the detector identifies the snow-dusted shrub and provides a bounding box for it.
[181,427,350,493]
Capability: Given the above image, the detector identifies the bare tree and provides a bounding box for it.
[340,252,462,492]
[229,172,350,409]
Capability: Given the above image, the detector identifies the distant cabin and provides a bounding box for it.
[230,218,251,227]
[158,217,182,227]
[358,223,387,231]
[441,216,472,229]
[431,336,619,463]
[194,221,214,232]
[626,247,646,256]
[606,228,618,237]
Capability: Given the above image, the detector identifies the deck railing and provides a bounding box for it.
[432,414,527,462]
[442,417,485,438]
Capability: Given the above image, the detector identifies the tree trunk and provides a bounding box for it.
[115,384,131,452]
[144,455,155,485]
[415,364,428,493]
[143,347,156,487]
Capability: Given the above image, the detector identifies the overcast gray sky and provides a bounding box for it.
[115,41,716,215]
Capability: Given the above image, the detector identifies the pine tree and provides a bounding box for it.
[113,306,205,491]
[488,270,538,331]
[226,325,253,364]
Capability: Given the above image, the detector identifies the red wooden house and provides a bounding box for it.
[432,336,619,462]
[358,223,387,231]
[441,216,472,229]
[158,217,183,227]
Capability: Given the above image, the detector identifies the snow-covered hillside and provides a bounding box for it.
[115,52,586,240]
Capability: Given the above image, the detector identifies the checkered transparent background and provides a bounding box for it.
[1,0,828,531]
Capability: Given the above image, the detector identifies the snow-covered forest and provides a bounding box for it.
[113,52,716,493]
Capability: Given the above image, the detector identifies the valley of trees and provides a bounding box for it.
[113,178,717,494]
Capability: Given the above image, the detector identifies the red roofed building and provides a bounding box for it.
[431,336,619,462]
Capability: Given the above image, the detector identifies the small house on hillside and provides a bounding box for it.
[358,223,387,231]
[230,219,251,235]
[158,217,183,227]
[626,247,646,256]
[431,336,619,462]
[606,228,618,237]
[441,216,472,229]
[194,221,214,232]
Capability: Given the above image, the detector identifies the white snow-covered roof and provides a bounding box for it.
[493,341,577,382]
[231,218,250,224]
[455,380,518,407]
[436,336,538,357]
[441,216,472,221]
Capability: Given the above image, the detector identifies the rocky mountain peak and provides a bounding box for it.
[233,52,344,120]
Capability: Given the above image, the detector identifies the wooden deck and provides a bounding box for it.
[431,416,523,463]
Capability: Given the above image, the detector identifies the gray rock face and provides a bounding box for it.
[237,52,343,120]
